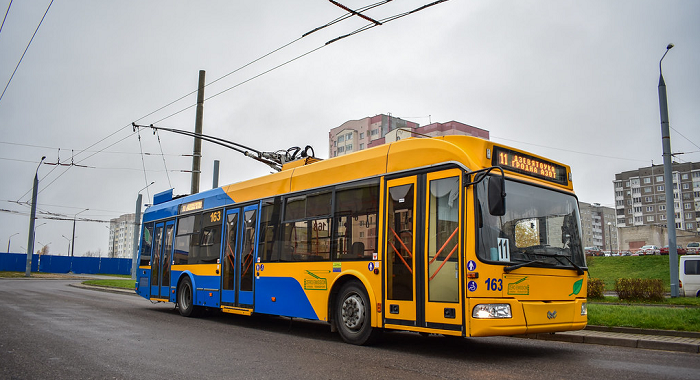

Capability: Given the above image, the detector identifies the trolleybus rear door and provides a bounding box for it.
[150,221,174,300]
[384,177,418,325]
[221,208,239,305]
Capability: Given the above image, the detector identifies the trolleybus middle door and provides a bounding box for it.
[221,208,239,305]
[384,177,419,326]
[237,204,259,308]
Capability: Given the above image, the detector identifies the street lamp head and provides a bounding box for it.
[667,43,674,50]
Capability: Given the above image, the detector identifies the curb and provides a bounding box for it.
[69,282,138,296]
[585,325,700,339]
[515,329,700,354]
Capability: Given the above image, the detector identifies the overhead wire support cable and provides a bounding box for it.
[0,0,54,104]
[152,1,449,126]
[326,0,449,45]
[155,130,173,189]
[328,0,383,26]
[0,0,13,35]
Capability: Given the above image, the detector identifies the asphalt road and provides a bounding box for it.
[1,279,699,380]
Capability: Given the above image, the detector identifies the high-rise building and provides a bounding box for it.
[614,162,700,232]
[328,114,489,157]
[108,213,137,258]
[579,202,618,251]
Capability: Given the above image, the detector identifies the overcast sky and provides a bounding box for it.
[1,0,698,257]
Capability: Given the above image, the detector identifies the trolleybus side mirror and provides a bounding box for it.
[488,176,506,216]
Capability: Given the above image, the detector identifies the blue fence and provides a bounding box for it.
[0,253,132,275]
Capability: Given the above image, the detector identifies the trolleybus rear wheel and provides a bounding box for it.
[177,277,201,317]
[335,281,380,345]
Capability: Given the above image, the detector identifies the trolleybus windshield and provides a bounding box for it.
[476,178,586,271]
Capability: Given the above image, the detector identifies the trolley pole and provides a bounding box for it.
[658,43,679,297]
[191,70,205,195]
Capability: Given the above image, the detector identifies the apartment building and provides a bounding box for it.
[579,202,618,250]
[108,213,137,259]
[614,162,700,232]
[328,115,489,157]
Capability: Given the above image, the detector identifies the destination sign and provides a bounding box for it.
[492,146,568,185]
[179,200,203,214]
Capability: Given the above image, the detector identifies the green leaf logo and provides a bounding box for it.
[569,279,583,296]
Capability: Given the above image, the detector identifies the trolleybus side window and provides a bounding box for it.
[198,209,223,264]
[174,215,194,264]
[334,183,379,260]
[139,223,154,266]
[280,192,332,261]
[259,197,282,262]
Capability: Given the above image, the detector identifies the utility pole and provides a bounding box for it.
[191,70,205,195]
[213,160,220,189]
[133,181,154,280]
[25,156,45,277]
[658,43,679,297]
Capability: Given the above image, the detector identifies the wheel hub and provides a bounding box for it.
[341,294,365,330]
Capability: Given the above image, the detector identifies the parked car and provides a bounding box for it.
[660,245,687,255]
[680,255,700,297]
[687,242,700,254]
[584,247,602,256]
[637,245,660,255]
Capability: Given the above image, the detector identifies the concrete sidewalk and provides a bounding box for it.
[517,326,700,353]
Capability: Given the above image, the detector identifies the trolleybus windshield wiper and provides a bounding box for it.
[527,251,585,275]
[503,258,548,273]
[504,251,584,275]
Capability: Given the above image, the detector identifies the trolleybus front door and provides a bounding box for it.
[384,170,464,334]
[150,221,174,300]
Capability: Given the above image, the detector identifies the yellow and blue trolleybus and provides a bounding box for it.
[135,135,587,345]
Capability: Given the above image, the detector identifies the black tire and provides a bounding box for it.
[177,276,201,317]
[335,281,381,345]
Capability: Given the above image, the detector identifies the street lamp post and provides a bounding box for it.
[7,232,19,253]
[71,208,89,257]
[132,182,155,279]
[658,43,679,298]
[607,222,612,254]
[61,235,71,256]
[25,156,46,277]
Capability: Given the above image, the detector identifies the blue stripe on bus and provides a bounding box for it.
[254,277,318,320]
[143,187,234,223]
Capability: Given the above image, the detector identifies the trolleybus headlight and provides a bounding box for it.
[581,302,587,316]
[472,304,512,319]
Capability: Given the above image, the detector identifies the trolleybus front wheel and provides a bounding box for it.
[177,276,201,317]
[335,281,380,345]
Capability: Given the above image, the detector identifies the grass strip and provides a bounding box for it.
[588,303,700,332]
[82,279,134,289]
